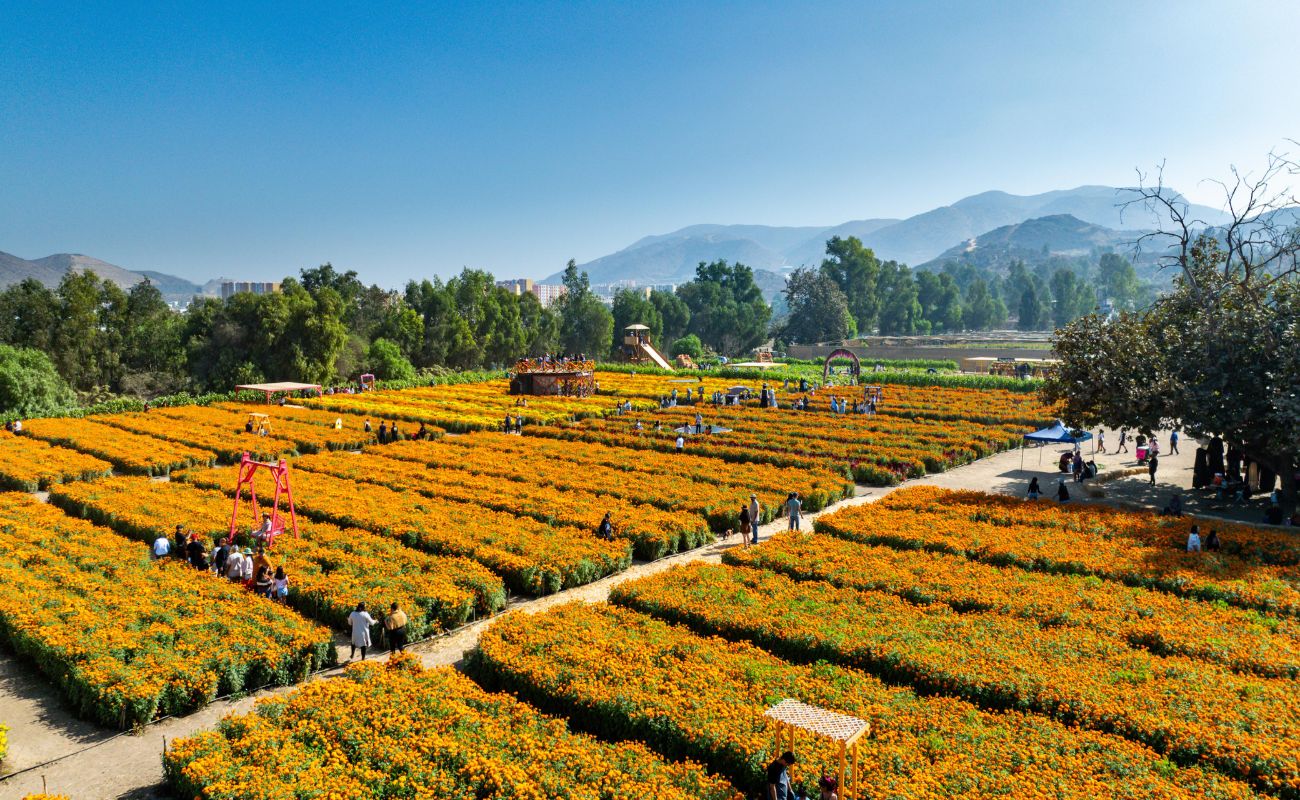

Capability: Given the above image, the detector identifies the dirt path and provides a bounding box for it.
[0,430,1258,799]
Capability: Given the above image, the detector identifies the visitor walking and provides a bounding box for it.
[224,547,247,581]
[1205,529,1221,551]
[749,493,762,545]
[739,504,751,543]
[186,534,208,571]
[1169,430,1180,455]
[1186,525,1202,552]
[1117,428,1129,454]
[254,565,274,597]
[1056,479,1070,502]
[151,532,171,559]
[212,537,231,574]
[348,602,376,661]
[787,492,802,531]
[1096,429,1106,454]
[384,603,409,652]
[767,751,797,800]
[675,435,685,454]
[1026,477,1041,500]
[173,524,188,559]
[1148,453,1159,486]
[695,412,703,434]
[1072,452,1085,483]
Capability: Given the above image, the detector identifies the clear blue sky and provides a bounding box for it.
[2,1,1297,286]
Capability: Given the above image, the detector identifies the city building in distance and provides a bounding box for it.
[497,278,566,308]
[220,281,281,300]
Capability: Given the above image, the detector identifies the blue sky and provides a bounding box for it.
[1,1,1297,286]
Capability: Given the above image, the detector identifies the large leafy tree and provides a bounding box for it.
[677,260,772,356]
[1049,268,1096,328]
[517,291,560,357]
[0,344,76,417]
[781,268,855,344]
[649,289,691,344]
[119,280,186,394]
[820,236,881,333]
[1096,252,1141,310]
[1048,151,1300,510]
[877,261,926,335]
[0,279,58,352]
[916,271,963,332]
[554,260,613,358]
[962,278,1007,330]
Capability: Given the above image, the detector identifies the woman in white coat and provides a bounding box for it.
[348,601,377,660]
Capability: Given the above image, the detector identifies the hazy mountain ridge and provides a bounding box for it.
[549,186,1232,285]
[916,214,1146,272]
[0,251,203,301]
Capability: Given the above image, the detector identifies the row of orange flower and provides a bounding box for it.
[49,477,507,637]
[165,655,740,800]
[293,449,711,560]
[177,464,632,595]
[825,487,1300,615]
[21,417,215,475]
[92,411,299,463]
[0,433,112,492]
[0,493,333,728]
[728,532,1300,679]
[468,601,1261,800]
[149,404,376,452]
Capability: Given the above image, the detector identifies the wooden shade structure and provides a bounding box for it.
[765,699,870,799]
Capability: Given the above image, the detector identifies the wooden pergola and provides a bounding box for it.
[765,699,870,799]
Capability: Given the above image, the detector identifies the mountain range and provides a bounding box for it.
[546,186,1233,286]
[0,251,210,301]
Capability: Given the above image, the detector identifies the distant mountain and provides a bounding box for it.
[0,251,204,301]
[916,214,1145,272]
[547,186,1232,285]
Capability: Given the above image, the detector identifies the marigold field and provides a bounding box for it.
[1,371,1296,800]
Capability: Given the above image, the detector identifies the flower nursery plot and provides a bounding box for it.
[293,448,711,559]
[165,655,740,800]
[824,487,1300,614]
[0,493,334,728]
[468,601,1261,800]
[610,562,1300,793]
[49,476,507,637]
[149,404,375,452]
[0,432,112,491]
[727,532,1300,678]
[177,464,631,594]
[20,417,216,475]
[93,411,299,463]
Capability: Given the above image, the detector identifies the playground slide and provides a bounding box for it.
[639,342,672,370]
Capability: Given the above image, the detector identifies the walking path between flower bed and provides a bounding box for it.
[0,430,1255,799]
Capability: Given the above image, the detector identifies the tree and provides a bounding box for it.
[1048,150,1300,511]
[518,291,560,358]
[1096,253,1141,310]
[554,260,614,358]
[0,344,76,416]
[962,279,1007,330]
[51,271,126,392]
[1049,268,1095,328]
[1017,285,1043,330]
[677,260,772,356]
[0,279,58,352]
[670,334,704,360]
[781,268,854,344]
[820,236,881,333]
[611,289,664,354]
[877,262,925,335]
[366,338,416,381]
[917,270,963,332]
[649,289,691,344]
[119,280,186,394]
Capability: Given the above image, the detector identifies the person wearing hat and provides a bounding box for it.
[748,493,762,544]
[238,547,255,583]
[767,750,797,800]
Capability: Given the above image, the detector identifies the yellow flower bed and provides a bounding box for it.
[0,493,333,728]
[822,487,1300,614]
[613,562,1300,793]
[165,655,740,800]
[0,433,112,491]
[0,721,7,762]
[150,404,376,452]
[93,411,297,463]
[178,465,632,595]
[294,449,710,560]
[728,532,1300,678]
[21,417,215,475]
[468,602,1259,800]
[49,477,506,637]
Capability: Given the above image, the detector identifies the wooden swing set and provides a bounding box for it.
[228,452,299,546]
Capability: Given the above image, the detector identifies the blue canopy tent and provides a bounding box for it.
[1022,420,1093,469]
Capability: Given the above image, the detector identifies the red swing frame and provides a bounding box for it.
[228,452,300,546]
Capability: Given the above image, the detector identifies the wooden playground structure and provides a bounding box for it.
[620,324,673,369]
[765,699,870,799]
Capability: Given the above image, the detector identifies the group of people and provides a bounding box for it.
[151,521,289,602]
[1185,524,1222,552]
[363,418,431,443]
[346,601,410,660]
[3,419,24,433]
[765,751,839,800]
[513,354,594,373]
[501,413,525,434]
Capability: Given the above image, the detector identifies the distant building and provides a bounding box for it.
[497,278,566,308]
[221,281,281,300]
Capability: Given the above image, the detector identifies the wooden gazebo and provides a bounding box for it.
[765,699,870,799]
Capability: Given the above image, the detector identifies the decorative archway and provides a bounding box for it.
[823,349,861,383]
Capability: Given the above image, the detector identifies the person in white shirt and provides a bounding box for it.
[151,535,170,559]
[748,493,762,545]
[1187,525,1202,552]
[224,548,247,581]
[675,435,685,454]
